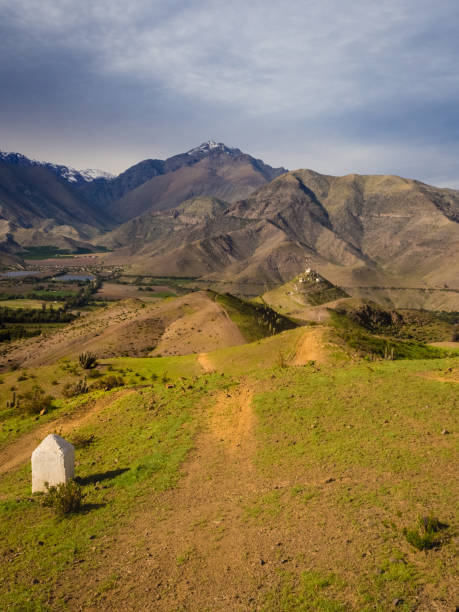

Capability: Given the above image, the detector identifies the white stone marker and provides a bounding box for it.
[31,434,75,493]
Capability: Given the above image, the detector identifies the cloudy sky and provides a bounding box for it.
[1,0,459,186]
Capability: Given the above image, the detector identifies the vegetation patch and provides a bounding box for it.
[263,570,347,611]
[40,480,85,516]
[329,309,450,359]
[403,516,449,551]
[215,292,297,342]
[0,375,222,609]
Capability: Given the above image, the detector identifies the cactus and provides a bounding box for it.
[78,352,98,369]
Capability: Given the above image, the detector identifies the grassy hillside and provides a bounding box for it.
[0,293,457,610]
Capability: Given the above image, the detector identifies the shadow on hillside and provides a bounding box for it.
[76,468,129,486]
[80,502,106,513]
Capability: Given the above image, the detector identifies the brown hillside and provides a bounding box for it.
[107,146,286,222]
[112,169,459,308]
[0,292,250,369]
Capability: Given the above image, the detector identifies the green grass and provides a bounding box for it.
[0,309,457,609]
[0,354,203,451]
[208,327,304,376]
[106,354,202,381]
[252,356,458,610]
[263,570,348,611]
[254,357,457,476]
[0,374,226,609]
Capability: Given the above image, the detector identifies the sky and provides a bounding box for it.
[1,0,459,187]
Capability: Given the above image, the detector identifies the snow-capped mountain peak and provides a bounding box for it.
[0,151,114,183]
[187,141,240,156]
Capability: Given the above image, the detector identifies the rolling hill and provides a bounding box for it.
[0,290,457,610]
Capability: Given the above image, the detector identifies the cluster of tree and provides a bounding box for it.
[0,306,74,324]
[0,325,41,343]
[0,278,102,345]
[63,278,101,308]
[347,304,403,333]
[253,302,297,335]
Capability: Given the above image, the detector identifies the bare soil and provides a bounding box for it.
[290,326,329,365]
[153,294,246,357]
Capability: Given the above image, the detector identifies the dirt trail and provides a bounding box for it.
[290,326,328,365]
[61,380,284,611]
[197,352,214,372]
[0,389,134,476]
[209,384,254,453]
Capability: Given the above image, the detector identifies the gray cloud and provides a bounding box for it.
[1,0,459,186]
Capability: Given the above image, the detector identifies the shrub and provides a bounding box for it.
[79,352,98,369]
[91,375,124,391]
[277,350,287,368]
[17,386,54,415]
[87,369,102,378]
[40,480,84,515]
[63,378,89,398]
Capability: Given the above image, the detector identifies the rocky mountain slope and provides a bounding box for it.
[105,169,459,302]
[104,141,287,222]
[0,153,112,252]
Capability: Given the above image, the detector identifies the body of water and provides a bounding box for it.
[0,270,41,278]
[53,274,95,281]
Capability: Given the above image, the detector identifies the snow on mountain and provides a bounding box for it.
[79,168,115,181]
[0,151,114,183]
[187,141,240,156]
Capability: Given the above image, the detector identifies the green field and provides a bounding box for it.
[0,299,64,310]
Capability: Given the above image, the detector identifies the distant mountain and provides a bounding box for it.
[0,151,114,186]
[1,144,458,309]
[0,143,286,256]
[104,141,287,222]
[0,152,113,253]
[106,169,459,302]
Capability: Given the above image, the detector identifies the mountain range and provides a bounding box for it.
[0,141,458,306]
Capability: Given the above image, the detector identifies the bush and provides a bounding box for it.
[17,386,54,415]
[87,369,102,378]
[69,432,95,449]
[90,375,124,391]
[79,352,98,369]
[40,480,84,515]
[62,378,89,398]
